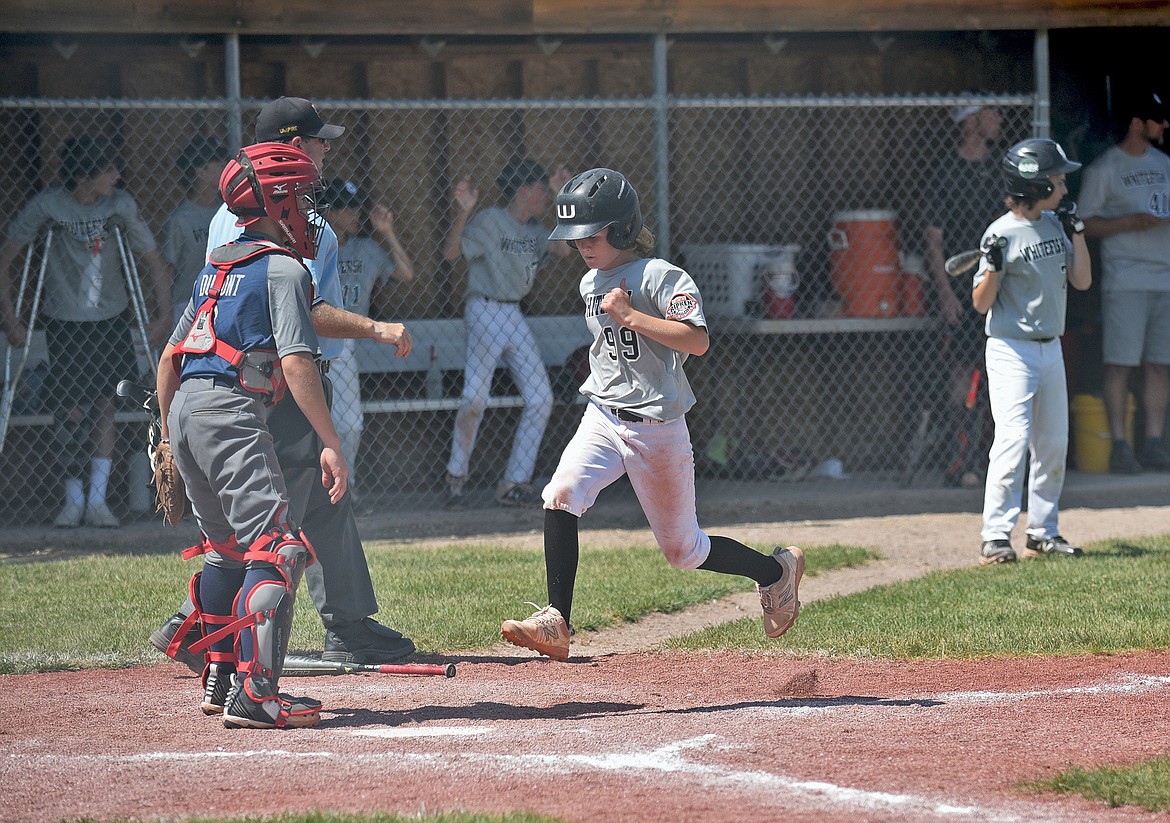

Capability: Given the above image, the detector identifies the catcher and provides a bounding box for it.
[156,141,344,729]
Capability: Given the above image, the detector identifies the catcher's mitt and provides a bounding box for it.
[152,440,189,527]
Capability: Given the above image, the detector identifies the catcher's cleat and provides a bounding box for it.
[53,500,84,528]
[757,546,804,638]
[501,603,571,661]
[496,481,543,509]
[149,612,204,674]
[222,676,322,729]
[980,539,1017,565]
[201,662,235,715]
[1022,535,1083,558]
[83,502,120,529]
[323,618,415,664]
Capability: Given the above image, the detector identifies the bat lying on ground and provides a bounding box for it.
[283,654,456,678]
[946,236,1007,278]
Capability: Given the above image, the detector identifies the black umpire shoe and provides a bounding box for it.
[323,617,415,664]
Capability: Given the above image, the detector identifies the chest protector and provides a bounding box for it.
[172,242,312,405]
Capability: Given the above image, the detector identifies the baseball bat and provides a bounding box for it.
[282,654,456,678]
[944,248,983,278]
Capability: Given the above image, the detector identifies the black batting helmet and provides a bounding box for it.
[549,168,643,250]
[1001,138,1081,200]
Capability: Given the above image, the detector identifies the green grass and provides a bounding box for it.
[1028,756,1170,813]
[0,540,874,673]
[669,535,1170,658]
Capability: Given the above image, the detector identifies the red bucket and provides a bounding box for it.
[828,210,900,317]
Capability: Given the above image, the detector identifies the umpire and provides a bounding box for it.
[152,97,415,667]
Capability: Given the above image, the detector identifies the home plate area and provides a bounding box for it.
[4,651,1170,823]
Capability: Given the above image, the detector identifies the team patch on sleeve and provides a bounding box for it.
[666,292,699,320]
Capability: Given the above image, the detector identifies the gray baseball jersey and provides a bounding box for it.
[578,257,707,421]
[974,210,1072,340]
[337,236,395,316]
[1078,145,1170,292]
[6,186,157,322]
[460,207,552,301]
[161,198,219,308]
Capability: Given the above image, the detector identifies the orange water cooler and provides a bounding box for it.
[827,209,901,317]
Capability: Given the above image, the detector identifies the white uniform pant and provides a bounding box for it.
[447,296,552,485]
[543,401,711,570]
[981,337,1068,542]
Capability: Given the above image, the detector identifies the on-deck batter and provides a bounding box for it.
[499,168,804,661]
[972,138,1092,564]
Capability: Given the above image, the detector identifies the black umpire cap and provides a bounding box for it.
[255,96,346,143]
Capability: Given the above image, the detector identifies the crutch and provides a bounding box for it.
[0,227,53,456]
[112,224,157,380]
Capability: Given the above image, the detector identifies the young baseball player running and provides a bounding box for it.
[973,138,1092,564]
[500,168,803,661]
[157,142,341,728]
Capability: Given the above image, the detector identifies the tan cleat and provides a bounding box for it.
[501,603,571,661]
[757,546,804,638]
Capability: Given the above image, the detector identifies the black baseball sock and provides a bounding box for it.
[544,508,580,625]
[699,535,782,586]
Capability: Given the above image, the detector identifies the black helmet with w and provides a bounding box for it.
[549,168,643,250]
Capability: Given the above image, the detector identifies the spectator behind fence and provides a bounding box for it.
[0,136,171,529]
[323,177,415,503]
[972,138,1091,566]
[150,96,416,671]
[498,168,804,662]
[921,98,1006,487]
[441,158,573,510]
[161,135,231,325]
[1078,88,1170,474]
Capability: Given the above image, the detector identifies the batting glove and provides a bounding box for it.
[981,234,1006,271]
[1056,199,1085,239]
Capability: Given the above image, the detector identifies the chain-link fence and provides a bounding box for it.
[0,93,1034,526]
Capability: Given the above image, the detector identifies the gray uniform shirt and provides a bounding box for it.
[460,207,551,302]
[161,199,219,308]
[1077,145,1170,293]
[974,210,1071,340]
[579,257,707,421]
[6,186,157,321]
[338,236,395,317]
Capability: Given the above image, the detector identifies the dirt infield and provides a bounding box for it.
[5,651,1170,823]
[3,472,1170,822]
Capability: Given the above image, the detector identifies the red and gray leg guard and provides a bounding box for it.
[221,528,321,728]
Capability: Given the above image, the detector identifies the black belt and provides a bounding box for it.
[1035,337,1054,343]
[608,406,654,424]
[317,359,331,375]
[481,296,520,305]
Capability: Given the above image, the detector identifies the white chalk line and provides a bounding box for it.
[10,672,1168,822]
[8,737,1058,822]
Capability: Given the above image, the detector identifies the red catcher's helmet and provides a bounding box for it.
[220,142,324,259]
